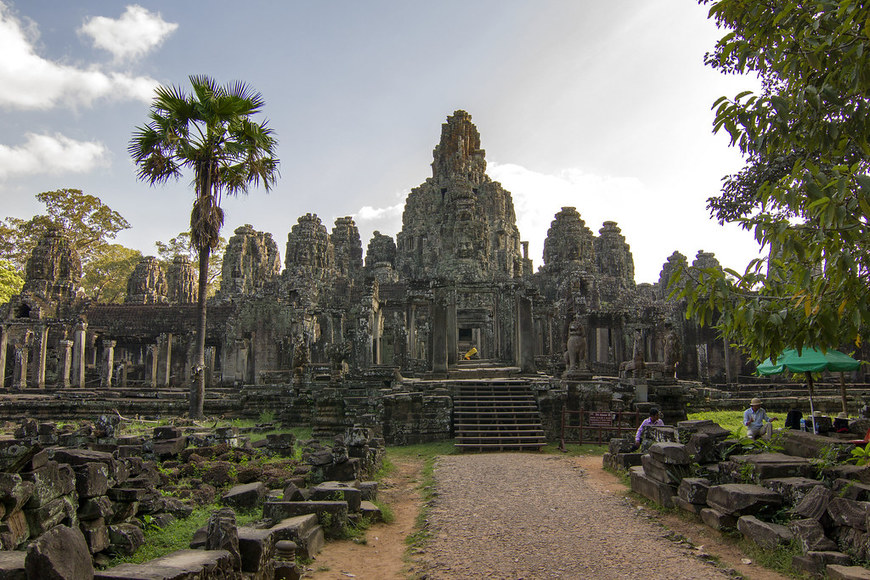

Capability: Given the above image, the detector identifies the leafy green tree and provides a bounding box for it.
[0,260,24,304]
[155,232,226,297]
[130,75,279,418]
[674,1,870,360]
[0,189,130,270]
[81,244,143,303]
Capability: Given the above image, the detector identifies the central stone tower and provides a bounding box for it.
[396,110,525,282]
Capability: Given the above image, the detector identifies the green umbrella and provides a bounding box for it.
[757,348,862,433]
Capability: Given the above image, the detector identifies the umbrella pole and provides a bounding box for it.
[806,371,816,434]
[840,372,848,415]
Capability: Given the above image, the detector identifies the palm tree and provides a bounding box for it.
[129,75,279,418]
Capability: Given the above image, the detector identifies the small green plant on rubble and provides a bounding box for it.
[849,442,870,466]
[811,444,842,480]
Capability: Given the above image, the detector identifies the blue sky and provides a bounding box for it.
[0,1,761,283]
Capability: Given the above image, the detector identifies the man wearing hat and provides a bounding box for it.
[744,398,777,439]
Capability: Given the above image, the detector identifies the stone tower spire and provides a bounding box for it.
[431,110,487,184]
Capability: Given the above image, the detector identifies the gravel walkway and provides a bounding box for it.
[423,453,731,579]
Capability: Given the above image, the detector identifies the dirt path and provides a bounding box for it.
[303,453,789,579]
[304,457,422,579]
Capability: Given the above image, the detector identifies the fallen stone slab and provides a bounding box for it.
[737,515,793,549]
[789,518,838,553]
[672,496,703,515]
[792,551,851,577]
[827,564,870,579]
[0,509,30,549]
[221,482,266,511]
[0,473,34,514]
[792,484,834,521]
[95,549,234,580]
[699,507,737,531]
[311,482,361,512]
[647,442,691,465]
[237,526,274,573]
[676,420,731,439]
[834,479,870,502]
[74,463,110,499]
[108,523,146,556]
[25,524,94,580]
[268,515,325,559]
[359,500,383,522]
[677,477,710,505]
[760,476,823,506]
[0,550,26,579]
[263,500,348,535]
[629,466,675,508]
[602,452,643,470]
[827,497,870,531]
[781,431,853,461]
[24,494,78,537]
[706,483,782,516]
[729,453,814,480]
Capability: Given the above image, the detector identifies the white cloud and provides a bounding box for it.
[79,5,178,62]
[0,133,109,178]
[0,2,158,109]
[355,201,404,223]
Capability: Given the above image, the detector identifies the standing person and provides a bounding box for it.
[633,408,664,450]
[744,397,777,439]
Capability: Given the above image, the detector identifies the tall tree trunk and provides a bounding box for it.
[190,245,210,418]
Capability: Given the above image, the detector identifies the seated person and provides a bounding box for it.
[632,408,664,450]
[834,412,850,433]
[744,397,776,439]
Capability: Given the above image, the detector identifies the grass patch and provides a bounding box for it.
[687,410,745,434]
[374,500,395,524]
[105,505,217,567]
[405,453,438,552]
[738,538,806,577]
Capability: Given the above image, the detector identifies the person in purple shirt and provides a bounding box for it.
[633,408,664,450]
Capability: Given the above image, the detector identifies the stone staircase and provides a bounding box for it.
[452,379,546,452]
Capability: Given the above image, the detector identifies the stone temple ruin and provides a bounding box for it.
[1,110,865,447]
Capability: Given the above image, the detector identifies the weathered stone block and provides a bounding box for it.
[0,550,25,579]
[25,524,94,580]
[108,523,145,556]
[672,496,703,515]
[23,461,72,508]
[79,496,114,521]
[828,497,870,531]
[789,518,838,553]
[706,483,782,516]
[264,501,348,539]
[730,452,814,480]
[206,508,240,571]
[80,517,111,554]
[641,454,689,485]
[153,426,183,440]
[108,500,139,524]
[311,482,361,512]
[677,477,710,505]
[24,494,77,537]
[647,442,691,465]
[761,476,823,506]
[153,437,188,460]
[792,484,834,521]
[75,462,109,499]
[238,526,275,573]
[737,515,793,549]
[0,473,33,514]
[95,549,235,580]
[835,479,870,502]
[222,482,267,511]
[0,509,29,549]
[629,467,675,508]
[699,507,737,531]
[107,487,147,502]
[268,515,325,559]
[827,564,870,579]
[608,437,635,455]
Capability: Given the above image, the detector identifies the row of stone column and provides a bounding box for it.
[0,324,177,390]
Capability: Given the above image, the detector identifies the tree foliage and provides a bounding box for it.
[81,244,143,304]
[673,0,870,361]
[0,189,130,270]
[155,232,225,296]
[0,260,24,304]
[129,75,279,418]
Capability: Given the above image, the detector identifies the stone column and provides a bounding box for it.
[432,290,448,374]
[34,325,49,389]
[160,333,173,387]
[72,322,87,387]
[0,325,7,388]
[57,339,73,388]
[596,328,609,362]
[101,340,116,387]
[516,295,536,373]
[447,288,457,367]
[372,310,381,366]
[407,304,417,359]
[724,342,735,385]
[12,344,29,390]
[148,344,159,388]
